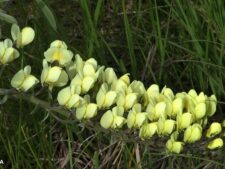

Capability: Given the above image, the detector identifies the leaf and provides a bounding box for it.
[0,11,17,24]
[35,0,57,31]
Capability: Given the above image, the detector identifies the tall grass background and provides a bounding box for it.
[0,0,225,168]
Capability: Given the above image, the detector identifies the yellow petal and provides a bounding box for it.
[85,103,98,119]
[124,93,137,110]
[11,69,25,89]
[206,122,222,138]
[21,75,39,91]
[127,111,136,129]
[57,87,71,106]
[76,105,86,120]
[54,70,68,87]
[100,110,114,129]
[46,66,62,83]
[104,91,117,107]
[82,76,95,93]
[207,138,223,150]
[20,27,35,47]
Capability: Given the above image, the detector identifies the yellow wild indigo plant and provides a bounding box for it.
[2,24,225,154]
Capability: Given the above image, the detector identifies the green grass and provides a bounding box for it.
[1,0,225,168]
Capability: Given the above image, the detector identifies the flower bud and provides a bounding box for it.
[206,122,222,138]
[207,138,223,150]
[11,65,39,92]
[139,122,157,139]
[184,124,202,143]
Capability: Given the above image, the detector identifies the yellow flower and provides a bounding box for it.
[44,40,73,66]
[147,101,167,121]
[116,92,138,110]
[193,103,206,120]
[206,122,222,138]
[11,24,35,48]
[127,104,147,129]
[146,84,160,102]
[11,65,39,91]
[157,118,175,135]
[207,138,223,150]
[100,106,126,129]
[57,86,82,109]
[96,83,117,109]
[139,122,157,140]
[177,112,192,130]
[172,97,183,117]
[41,59,68,90]
[103,67,117,84]
[76,103,98,120]
[184,124,202,143]
[166,139,184,154]
[0,39,19,64]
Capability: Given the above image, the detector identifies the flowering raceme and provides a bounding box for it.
[5,24,225,154]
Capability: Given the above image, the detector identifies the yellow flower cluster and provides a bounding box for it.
[6,25,224,154]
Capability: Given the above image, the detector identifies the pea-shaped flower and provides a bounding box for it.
[0,39,19,64]
[162,87,174,101]
[207,138,223,150]
[206,122,222,138]
[193,103,206,120]
[176,112,192,130]
[44,40,73,66]
[41,59,68,90]
[171,97,183,117]
[139,122,157,140]
[96,83,117,109]
[11,65,39,92]
[76,103,98,120]
[127,80,146,97]
[166,139,184,154]
[157,118,175,135]
[117,92,138,110]
[112,74,130,93]
[71,73,95,94]
[103,67,117,84]
[11,24,35,48]
[57,86,82,109]
[184,124,202,143]
[147,101,167,121]
[127,104,147,129]
[100,106,126,129]
[146,84,159,102]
